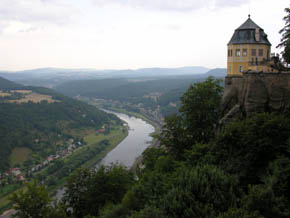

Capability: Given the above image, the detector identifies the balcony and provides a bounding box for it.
[248,59,270,66]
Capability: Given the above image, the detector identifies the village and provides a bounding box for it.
[0,125,108,186]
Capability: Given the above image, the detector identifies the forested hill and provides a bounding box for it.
[0,76,23,89]
[0,83,120,172]
[12,77,290,218]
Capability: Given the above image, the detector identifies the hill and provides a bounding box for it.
[0,82,120,173]
[0,76,23,89]
[205,68,227,77]
[54,76,222,118]
[10,78,290,218]
[0,66,211,87]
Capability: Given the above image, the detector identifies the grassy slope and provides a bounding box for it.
[0,126,128,214]
[10,147,32,167]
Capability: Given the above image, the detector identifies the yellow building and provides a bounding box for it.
[227,15,272,75]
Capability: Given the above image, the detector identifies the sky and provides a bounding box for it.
[0,0,289,71]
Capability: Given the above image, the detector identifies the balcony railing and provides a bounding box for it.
[248,59,270,66]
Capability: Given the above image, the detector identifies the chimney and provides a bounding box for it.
[255,28,260,42]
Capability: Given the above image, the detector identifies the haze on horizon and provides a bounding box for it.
[1,0,288,71]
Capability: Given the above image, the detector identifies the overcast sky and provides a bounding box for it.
[0,0,288,71]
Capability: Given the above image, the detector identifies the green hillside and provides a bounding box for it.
[54,77,211,117]
[0,76,23,89]
[0,85,120,173]
[10,77,290,218]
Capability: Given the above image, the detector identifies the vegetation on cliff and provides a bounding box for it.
[277,6,290,66]
[10,77,290,218]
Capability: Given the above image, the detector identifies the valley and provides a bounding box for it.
[0,78,129,214]
[0,67,225,215]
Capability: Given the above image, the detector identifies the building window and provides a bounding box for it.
[228,49,230,57]
[267,49,269,59]
[229,66,231,72]
[251,49,256,56]
[236,49,241,57]
[230,50,233,56]
[242,49,247,56]
[239,66,243,73]
[258,49,263,57]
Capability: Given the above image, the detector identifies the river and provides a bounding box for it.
[99,111,155,167]
[0,112,155,218]
[55,111,155,201]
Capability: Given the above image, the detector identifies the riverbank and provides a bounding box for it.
[100,107,161,172]
[0,125,128,217]
[99,111,155,167]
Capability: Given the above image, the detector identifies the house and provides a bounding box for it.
[97,129,105,134]
[47,155,54,162]
[11,168,21,177]
[68,138,74,144]
[227,15,272,75]
[17,174,25,181]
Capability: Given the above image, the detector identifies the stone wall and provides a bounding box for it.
[220,72,290,123]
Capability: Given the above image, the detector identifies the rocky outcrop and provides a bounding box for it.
[220,72,290,124]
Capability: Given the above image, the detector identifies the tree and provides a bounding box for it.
[10,181,67,218]
[277,6,290,67]
[154,165,239,218]
[62,168,93,218]
[180,76,223,143]
[63,165,135,218]
[159,77,223,159]
[213,113,290,186]
[10,181,51,218]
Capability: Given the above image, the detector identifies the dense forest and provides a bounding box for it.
[54,77,214,117]
[0,77,23,90]
[11,77,290,218]
[0,80,120,173]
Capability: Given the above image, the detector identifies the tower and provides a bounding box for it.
[227,15,272,75]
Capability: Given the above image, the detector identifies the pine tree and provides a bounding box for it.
[277,6,290,67]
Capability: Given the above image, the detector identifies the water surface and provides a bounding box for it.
[99,111,155,167]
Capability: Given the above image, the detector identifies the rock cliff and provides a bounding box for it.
[220,72,290,124]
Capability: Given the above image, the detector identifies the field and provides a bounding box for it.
[10,90,32,94]
[10,147,32,167]
[9,93,59,104]
[0,91,11,97]
[70,127,128,168]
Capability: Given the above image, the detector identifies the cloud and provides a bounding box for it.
[0,0,77,33]
[91,0,250,11]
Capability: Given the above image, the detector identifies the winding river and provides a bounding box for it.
[53,111,154,204]
[1,112,155,218]
[99,111,155,167]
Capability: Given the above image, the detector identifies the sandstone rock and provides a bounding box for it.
[220,72,290,123]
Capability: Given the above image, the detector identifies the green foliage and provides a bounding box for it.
[0,76,23,90]
[212,113,290,186]
[218,208,264,218]
[9,77,290,218]
[63,168,93,218]
[277,7,290,66]
[160,77,223,159]
[241,184,290,218]
[129,206,164,218]
[10,181,67,218]
[157,165,239,218]
[55,77,212,117]
[99,204,129,218]
[63,165,135,218]
[180,76,223,143]
[0,86,119,172]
